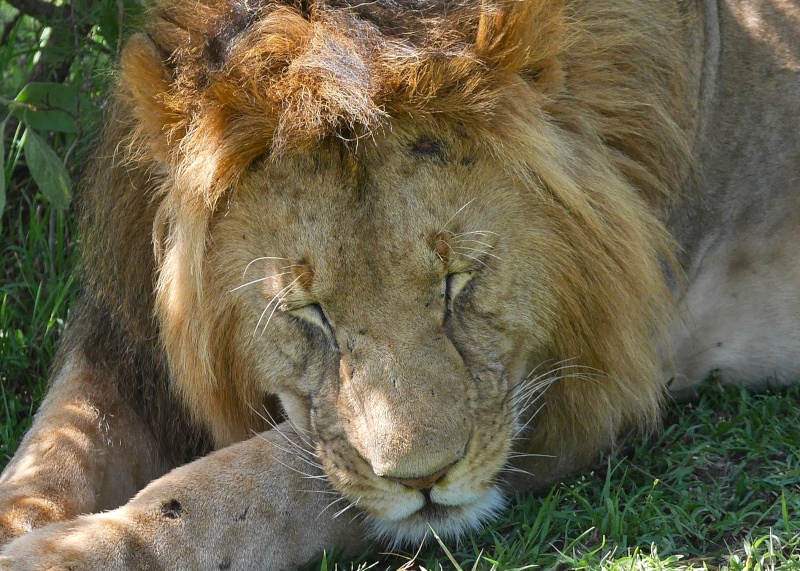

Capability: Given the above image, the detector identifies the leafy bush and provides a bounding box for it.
[0,0,141,465]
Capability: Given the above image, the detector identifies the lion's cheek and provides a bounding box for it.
[448,290,554,390]
[250,323,336,391]
[276,392,312,431]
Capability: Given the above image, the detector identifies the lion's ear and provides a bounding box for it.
[475,0,566,92]
[119,33,183,164]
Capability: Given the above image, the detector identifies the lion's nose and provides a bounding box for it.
[383,461,456,490]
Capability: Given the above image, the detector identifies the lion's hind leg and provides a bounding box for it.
[666,203,800,395]
[0,351,167,546]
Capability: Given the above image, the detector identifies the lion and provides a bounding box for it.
[1,0,798,568]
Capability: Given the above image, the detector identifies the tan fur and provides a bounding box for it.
[1,0,799,568]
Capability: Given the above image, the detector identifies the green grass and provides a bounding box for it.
[0,200,76,460]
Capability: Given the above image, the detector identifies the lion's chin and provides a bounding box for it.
[366,486,506,549]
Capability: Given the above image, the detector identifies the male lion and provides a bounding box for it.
[1,0,799,568]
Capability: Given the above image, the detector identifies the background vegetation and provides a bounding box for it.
[1,2,798,569]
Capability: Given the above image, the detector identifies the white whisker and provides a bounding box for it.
[458,252,489,268]
[229,272,288,293]
[242,256,289,278]
[333,501,359,519]
[454,239,495,250]
[248,408,321,468]
[285,417,318,452]
[500,465,535,478]
[270,420,320,458]
[254,433,325,483]
[452,229,498,238]
[253,275,303,338]
[441,198,476,230]
[514,401,547,440]
[318,496,348,518]
[508,451,556,460]
[270,442,324,470]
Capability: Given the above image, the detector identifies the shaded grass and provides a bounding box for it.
[1,197,77,464]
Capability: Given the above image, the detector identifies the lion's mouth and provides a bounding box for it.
[314,396,515,546]
[365,485,506,547]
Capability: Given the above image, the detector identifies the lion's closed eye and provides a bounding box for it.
[287,303,331,331]
[444,272,473,311]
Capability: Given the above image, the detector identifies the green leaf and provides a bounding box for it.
[0,119,6,225]
[23,129,72,210]
[13,83,78,134]
[97,2,122,49]
[96,0,145,52]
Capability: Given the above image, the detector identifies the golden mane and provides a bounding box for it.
[120,0,570,207]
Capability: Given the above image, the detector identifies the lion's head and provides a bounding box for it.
[82,0,692,542]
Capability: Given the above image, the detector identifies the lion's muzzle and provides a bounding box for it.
[336,332,472,483]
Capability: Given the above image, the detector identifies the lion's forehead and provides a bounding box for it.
[226,147,516,260]
[211,145,527,316]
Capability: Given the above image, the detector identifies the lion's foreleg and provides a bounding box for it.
[0,424,368,570]
[0,353,167,546]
